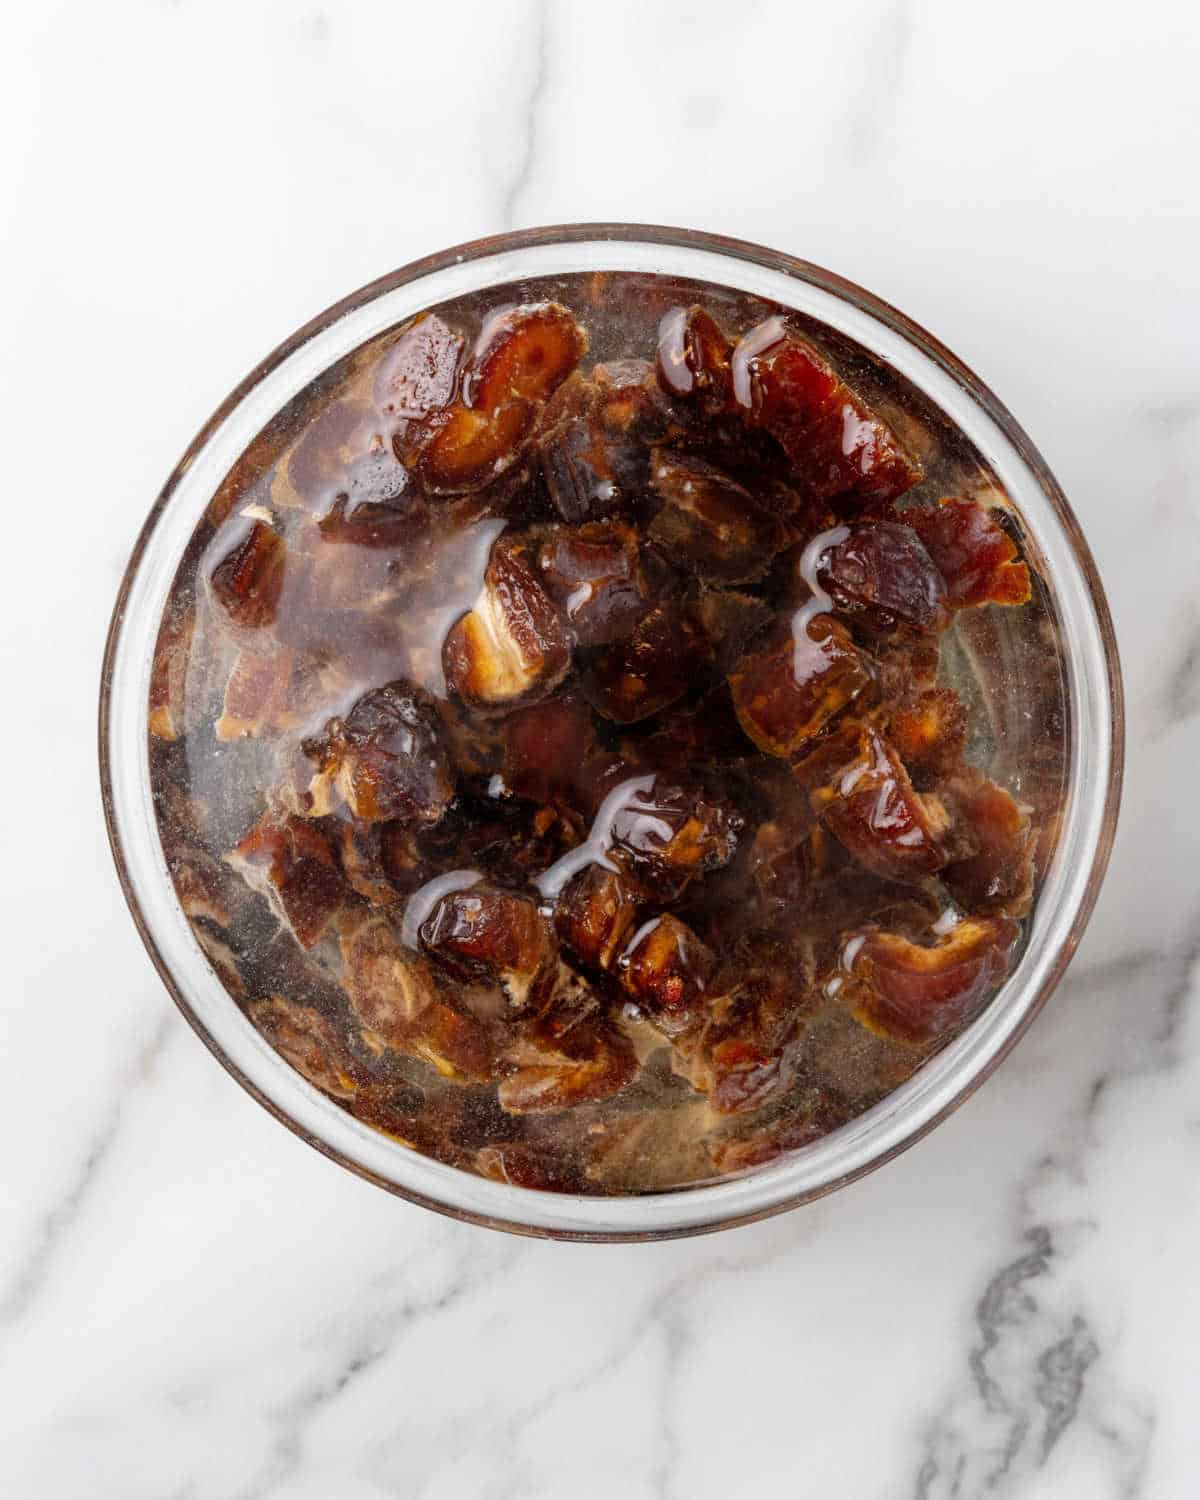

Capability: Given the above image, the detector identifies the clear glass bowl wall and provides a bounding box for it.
[100,226,1122,1240]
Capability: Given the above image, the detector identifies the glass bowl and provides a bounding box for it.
[99,224,1122,1240]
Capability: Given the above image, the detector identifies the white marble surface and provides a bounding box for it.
[2,1,1198,1494]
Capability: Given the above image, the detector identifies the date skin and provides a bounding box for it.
[302,681,454,826]
[656,309,922,510]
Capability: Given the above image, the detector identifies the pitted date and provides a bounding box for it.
[248,997,365,1099]
[554,865,641,972]
[443,534,571,708]
[339,911,497,1082]
[498,1006,637,1114]
[817,521,949,635]
[608,776,743,897]
[302,680,454,826]
[400,303,587,494]
[537,520,649,646]
[648,450,783,584]
[656,304,733,412]
[810,724,960,883]
[582,604,708,724]
[226,811,345,949]
[618,914,716,1011]
[210,518,287,629]
[729,615,872,758]
[847,917,1018,1044]
[906,497,1031,609]
[420,882,558,1011]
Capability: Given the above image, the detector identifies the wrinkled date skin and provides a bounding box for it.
[158,280,1046,1196]
[817,521,950,635]
[302,681,455,825]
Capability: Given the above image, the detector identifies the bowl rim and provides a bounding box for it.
[99,222,1124,1241]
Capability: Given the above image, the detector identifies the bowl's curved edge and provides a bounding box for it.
[98,223,1124,1241]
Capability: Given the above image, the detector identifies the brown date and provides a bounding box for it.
[554,864,641,973]
[906,497,1032,609]
[248,997,364,1100]
[582,605,708,724]
[786,399,923,511]
[812,725,957,882]
[226,811,344,949]
[941,770,1035,917]
[608,776,743,898]
[215,646,296,741]
[403,304,586,494]
[500,695,597,804]
[210,518,287,629]
[817,520,949,635]
[339,911,497,1082]
[666,951,813,1115]
[648,450,783,585]
[847,916,1018,1044]
[592,358,677,442]
[537,520,649,646]
[373,313,464,425]
[729,615,872,758]
[443,534,572,709]
[748,815,818,920]
[302,680,454,826]
[420,882,558,1010]
[618,914,716,1011]
[728,315,921,509]
[887,688,967,778]
[655,304,733,412]
[498,1005,638,1114]
[729,316,840,437]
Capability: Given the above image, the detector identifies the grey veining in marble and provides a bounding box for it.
[500,0,550,230]
[2,0,1198,1495]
